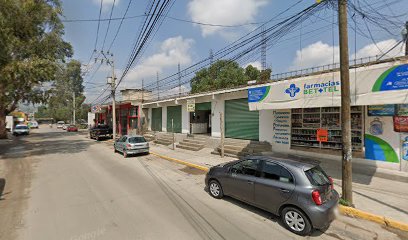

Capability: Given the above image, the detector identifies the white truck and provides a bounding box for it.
[6,116,14,132]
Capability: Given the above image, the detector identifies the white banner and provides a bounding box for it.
[248,62,408,110]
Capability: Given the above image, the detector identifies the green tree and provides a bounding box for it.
[245,65,260,81]
[191,60,249,94]
[259,69,272,84]
[0,0,72,138]
[36,60,87,122]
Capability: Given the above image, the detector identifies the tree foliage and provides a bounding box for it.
[0,0,72,138]
[190,60,271,94]
[35,60,89,122]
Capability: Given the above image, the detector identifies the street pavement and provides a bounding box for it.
[0,127,407,240]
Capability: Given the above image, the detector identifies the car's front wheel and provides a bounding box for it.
[281,207,312,236]
[208,180,223,199]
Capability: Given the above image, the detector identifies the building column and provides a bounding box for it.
[211,97,224,138]
[162,106,167,132]
[181,101,190,134]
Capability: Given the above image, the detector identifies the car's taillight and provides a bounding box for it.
[312,190,322,205]
[328,176,334,190]
[126,144,131,149]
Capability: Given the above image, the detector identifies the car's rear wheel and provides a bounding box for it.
[208,180,223,199]
[281,207,312,236]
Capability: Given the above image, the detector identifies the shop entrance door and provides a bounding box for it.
[190,102,211,135]
[151,107,162,131]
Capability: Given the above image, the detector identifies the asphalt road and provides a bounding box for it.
[0,127,406,240]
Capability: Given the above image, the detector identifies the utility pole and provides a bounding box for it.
[220,112,224,158]
[73,91,76,125]
[95,51,116,140]
[261,25,267,71]
[156,72,160,100]
[178,63,181,97]
[338,0,353,205]
[404,21,408,56]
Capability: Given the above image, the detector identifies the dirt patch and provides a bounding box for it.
[179,166,206,175]
[0,139,36,240]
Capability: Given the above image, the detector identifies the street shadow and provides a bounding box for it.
[1,131,96,159]
[220,196,327,237]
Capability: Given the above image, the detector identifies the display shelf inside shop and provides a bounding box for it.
[290,107,363,151]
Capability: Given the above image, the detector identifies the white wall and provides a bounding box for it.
[211,97,224,138]
[211,91,248,138]
[162,106,167,132]
[147,108,152,131]
[181,101,189,134]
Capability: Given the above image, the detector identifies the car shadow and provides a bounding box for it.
[203,187,329,237]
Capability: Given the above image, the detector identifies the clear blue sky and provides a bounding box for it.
[60,0,408,103]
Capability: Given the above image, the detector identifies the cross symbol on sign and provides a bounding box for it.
[285,84,300,98]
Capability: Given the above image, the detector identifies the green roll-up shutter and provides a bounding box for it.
[151,107,162,131]
[195,102,211,111]
[225,98,259,140]
[167,105,182,133]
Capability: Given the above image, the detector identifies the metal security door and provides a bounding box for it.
[225,98,259,140]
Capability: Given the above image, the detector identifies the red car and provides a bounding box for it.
[67,125,78,132]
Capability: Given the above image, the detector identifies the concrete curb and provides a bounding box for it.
[339,205,408,232]
[150,151,408,232]
[150,152,209,172]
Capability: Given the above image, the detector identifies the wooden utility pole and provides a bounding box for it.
[338,0,353,204]
[405,21,408,56]
[220,112,224,158]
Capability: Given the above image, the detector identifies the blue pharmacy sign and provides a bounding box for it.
[248,86,270,103]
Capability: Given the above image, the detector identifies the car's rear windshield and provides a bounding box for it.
[128,137,146,143]
[305,166,330,186]
[16,126,28,129]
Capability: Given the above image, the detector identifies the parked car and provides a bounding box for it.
[29,121,39,129]
[114,135,149,158]
[67,125,78,132]
[13,124,30,136]
[89,124,113,140]
[205,156,338,236]
[57,121,65,129]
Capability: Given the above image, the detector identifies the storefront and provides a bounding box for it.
[95,102,140,136]
[190,102,212,134]
[249,62,408,170]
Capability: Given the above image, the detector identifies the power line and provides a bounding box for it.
[94,0,104,50]
[101,0,117,50]
[116,0,175,89]
[107,0,134,52]
[61,14,265,28]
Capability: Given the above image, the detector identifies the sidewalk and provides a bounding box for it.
[149,143,408,224]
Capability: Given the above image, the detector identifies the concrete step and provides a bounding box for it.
[154,139,172,146]
[178,141,204,148]
[183,138,206,144]
[176,144,202,151]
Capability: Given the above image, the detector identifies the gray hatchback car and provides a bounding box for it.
[114,135,149,158]
[205,156,339,236]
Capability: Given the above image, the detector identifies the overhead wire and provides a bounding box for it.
[101,0,117,50]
